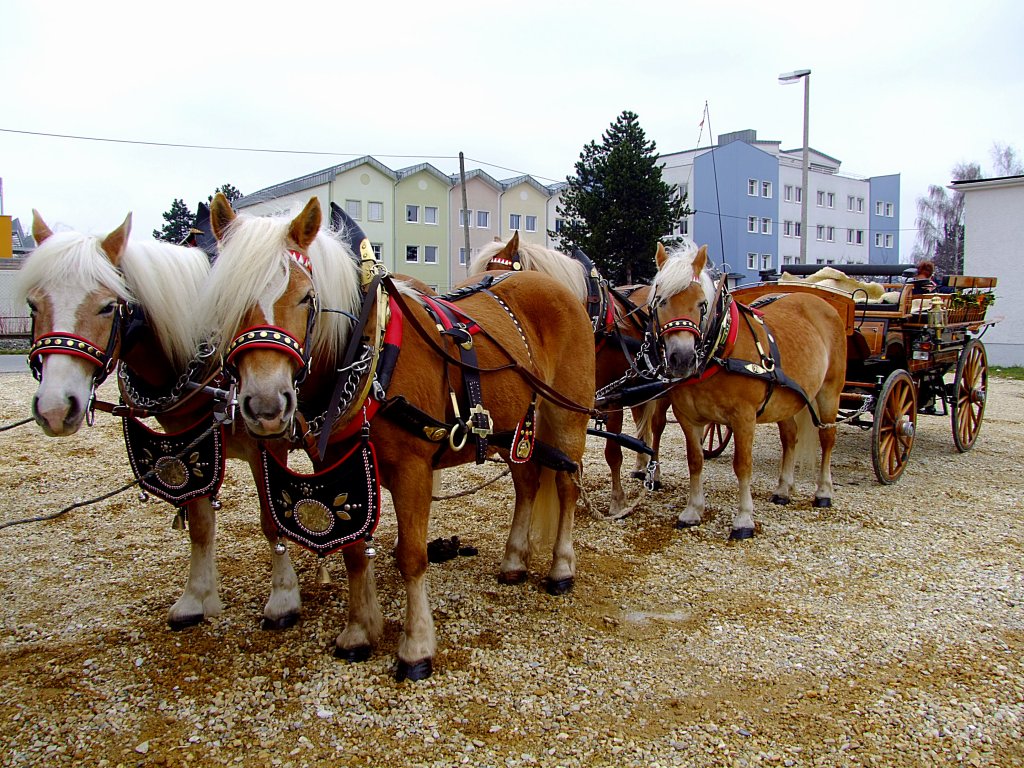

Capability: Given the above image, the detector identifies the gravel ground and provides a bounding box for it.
[0,370,1022,768]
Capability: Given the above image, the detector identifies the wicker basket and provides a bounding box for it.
[946,305,987,324]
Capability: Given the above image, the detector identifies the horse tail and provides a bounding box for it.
[794,406,818,480]
[529,468,560,559]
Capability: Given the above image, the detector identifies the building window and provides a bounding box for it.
[525,215,537,232]
[783,255,793,265]
[875,233,883,247]
[406,245,419,262]
[368,202,384,222]
[827,193,835,209]
[847,228,854,244]
[885,234,893,248]
[678,182,689,200]
[817,225,825,241]
[425,206,438,225]
[509,213,521,230]
[875,201,884,216]
[784,185,793,202]
[747,216,758,233]
[857,197,864,213]
[885,202,894,217]
[748,179,758,196]
[855,230,864,245]
[795,187,802,203]
[762,181,772,198]
[554,218,565,233]
[826,226,834,242]
[747,252,757,269]
[458,209,472,227]
[345,199,362,220]
[477,210,490,229]
[371,242,383,260]
[405,205,419,223]
[761,218,772,235]
[761,253,772,270]
[817,191,825,207]
[783,220,792,237]
[459,247,467,265]
[679,218,689,236]
[847,195,855,212]
[794,222,801,237]
[424,245,438,264]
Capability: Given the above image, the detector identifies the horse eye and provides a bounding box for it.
[300,291,316,306]
[98,302,118,317]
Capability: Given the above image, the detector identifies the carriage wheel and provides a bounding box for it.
[871,369,917,484]
[702,423,732,458]
[951,339,988,452]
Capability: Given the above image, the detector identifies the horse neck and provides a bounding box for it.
[120,325,180,388]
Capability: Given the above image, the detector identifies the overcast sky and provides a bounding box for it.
[3,0,1021,263]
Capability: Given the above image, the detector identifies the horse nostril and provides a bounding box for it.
[66,395,82,421]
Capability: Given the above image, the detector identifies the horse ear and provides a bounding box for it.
[288,197,322,250]
[32,210,53,244]
[496,231,519,262]
[210,193,236,242]
[655,242,668,270]
[100,213,132,265]
[693,245,708,274]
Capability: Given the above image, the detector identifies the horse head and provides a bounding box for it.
[19,211,131,435]
[650,242,715,379]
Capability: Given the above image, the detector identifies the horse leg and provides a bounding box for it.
[675,419,707,528]
[772,417,798,505]
[251,448,301,630]
[389,465,436,681]
[498,462,540,585]
[632,399,666,488]
[333,545,383,662]
[542,469,578,595]
[167,497,223,629]
[729,420,758,540]
[813,424,837,508]
[603,409,631,519]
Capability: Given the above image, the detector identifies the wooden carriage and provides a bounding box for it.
[727,263,998,483]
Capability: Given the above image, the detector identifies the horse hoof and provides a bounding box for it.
[334,644,372,663]
[813,497,832,508]
[497,570,528,586]
[167,615,204,631]
[675,518,700,529]
[395,658,433,682]
[770,494,790,505]
[260,613,300,631]
[729,527,755,541]
[543,576,574,596]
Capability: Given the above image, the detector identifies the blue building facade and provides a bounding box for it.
[868,174,901,265]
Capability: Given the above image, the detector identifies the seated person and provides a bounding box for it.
[908,260,937,294]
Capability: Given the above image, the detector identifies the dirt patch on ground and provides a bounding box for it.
[1,371,1022,767]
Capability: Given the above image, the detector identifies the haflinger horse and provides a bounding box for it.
[468,235,653,518]
[16,211,304,631]
[644,242,847,539]
[201,194,596,680]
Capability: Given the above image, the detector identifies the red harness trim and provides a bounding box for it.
[29,332,108,368]
[226,325,306,368]
[287,249,313,274]
[676,300,741,385]
[329,296,404,444]
[419,295,482,336]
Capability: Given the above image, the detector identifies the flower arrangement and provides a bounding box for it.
[946,290,995,323]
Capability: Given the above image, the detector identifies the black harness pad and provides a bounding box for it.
[257,440,381,556]
[122,416,225,506]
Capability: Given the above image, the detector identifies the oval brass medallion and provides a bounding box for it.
[294,499,332,533]
[154,457,188,489]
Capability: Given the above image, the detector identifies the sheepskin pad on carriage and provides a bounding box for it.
[779,267,899,303]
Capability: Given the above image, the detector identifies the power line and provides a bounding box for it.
[0,127,565,184]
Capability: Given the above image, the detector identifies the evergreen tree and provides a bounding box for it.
[209,183,243,203]
[153,198,195,243]
[554,110,688,284]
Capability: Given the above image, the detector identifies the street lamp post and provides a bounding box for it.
[779,68,811,264]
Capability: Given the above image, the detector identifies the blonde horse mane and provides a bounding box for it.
[650,242,717,307]
[469,240,588,303]
[200,208,360,366]
[16,231,208,370]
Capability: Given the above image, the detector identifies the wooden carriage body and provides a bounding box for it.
[731,264,997,483]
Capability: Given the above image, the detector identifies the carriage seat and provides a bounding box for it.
[780,267,892,304]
